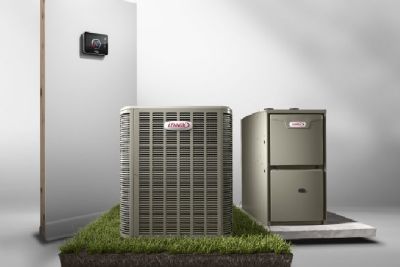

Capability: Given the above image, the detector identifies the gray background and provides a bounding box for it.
[137,0,400,208]
[1,0,400,266]
[1,0,400,216]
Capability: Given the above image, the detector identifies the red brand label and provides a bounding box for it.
[289,121,307,128]
[164,121,193,130]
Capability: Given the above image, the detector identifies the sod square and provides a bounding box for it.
[59,205,292,267]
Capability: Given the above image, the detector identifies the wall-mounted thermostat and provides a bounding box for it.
[82,32,108,56]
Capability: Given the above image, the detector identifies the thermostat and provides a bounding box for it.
[81,32,108,56]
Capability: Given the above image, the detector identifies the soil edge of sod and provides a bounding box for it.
[59,205,292,267]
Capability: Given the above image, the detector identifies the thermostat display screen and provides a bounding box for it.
[82,32,108,56]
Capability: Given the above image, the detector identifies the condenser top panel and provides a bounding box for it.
[120,106,232,114]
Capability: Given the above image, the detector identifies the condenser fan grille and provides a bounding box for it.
[223,113,233,234]
[120,113,131,236]
[120,108,232,236]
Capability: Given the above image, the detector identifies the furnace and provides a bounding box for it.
[242,108,326,225]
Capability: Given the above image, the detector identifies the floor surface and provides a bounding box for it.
[0,209,64,267]
[0,207,398,267]
[291,207,400,267]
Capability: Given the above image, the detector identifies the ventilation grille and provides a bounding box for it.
[120,112,131,236]
[223,113,233,234]
[139,112,150,234]
[205,112,218,234]
[135,110,230,235]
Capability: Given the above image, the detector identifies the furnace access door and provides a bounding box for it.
[269,114,324,166]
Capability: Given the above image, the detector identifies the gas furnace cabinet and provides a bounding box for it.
[242,109,326,225]
[120,106,233,236]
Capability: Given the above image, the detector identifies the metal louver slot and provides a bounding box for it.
[139,112,150,235]
[193,112,205,145]
[223,113,233,234]
[179,112,191,145]
[120,113,131,236]
[193,112,205,235]
[166,112,178,234]
[166,112,177,145]
[179,112,191,234]
[152,112,164,234]
[139,113,150,145]
[206,112,218,234]
[152,112,164,145]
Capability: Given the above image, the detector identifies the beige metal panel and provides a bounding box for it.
[267,109,325,114]
[270,169,324,223]
[120,106,232,236]
[242,108,326,226]
[120,106,231,114]
[241,111,268,225]
[270,114,324,166]
[222,111,233,235]
[120,109,133,238]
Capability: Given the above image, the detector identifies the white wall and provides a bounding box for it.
[0,0,40,210]
[42,0,136,240]
[0,0,136,240]
[137,0,400,208]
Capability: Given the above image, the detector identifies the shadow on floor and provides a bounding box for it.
[32,232,67,245]
[291,237,381,246]
[325,212,355,224]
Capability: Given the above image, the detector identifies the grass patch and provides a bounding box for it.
[60,205,291,255]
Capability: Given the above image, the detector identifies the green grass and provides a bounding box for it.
[60,205,291,255]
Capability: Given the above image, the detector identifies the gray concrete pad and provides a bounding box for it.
[269,212,377,240]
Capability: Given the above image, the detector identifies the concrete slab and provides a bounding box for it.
[269,212,377,240]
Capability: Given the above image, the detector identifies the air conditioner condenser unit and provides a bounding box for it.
[120,106,233,237]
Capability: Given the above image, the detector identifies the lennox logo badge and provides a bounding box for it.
[289,121,307,128]
[164,121,193,130]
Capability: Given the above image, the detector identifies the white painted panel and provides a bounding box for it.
[42,0,136,240]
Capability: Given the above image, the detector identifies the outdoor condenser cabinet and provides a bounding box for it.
[242,108,326,225]
[120,106,233,237]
